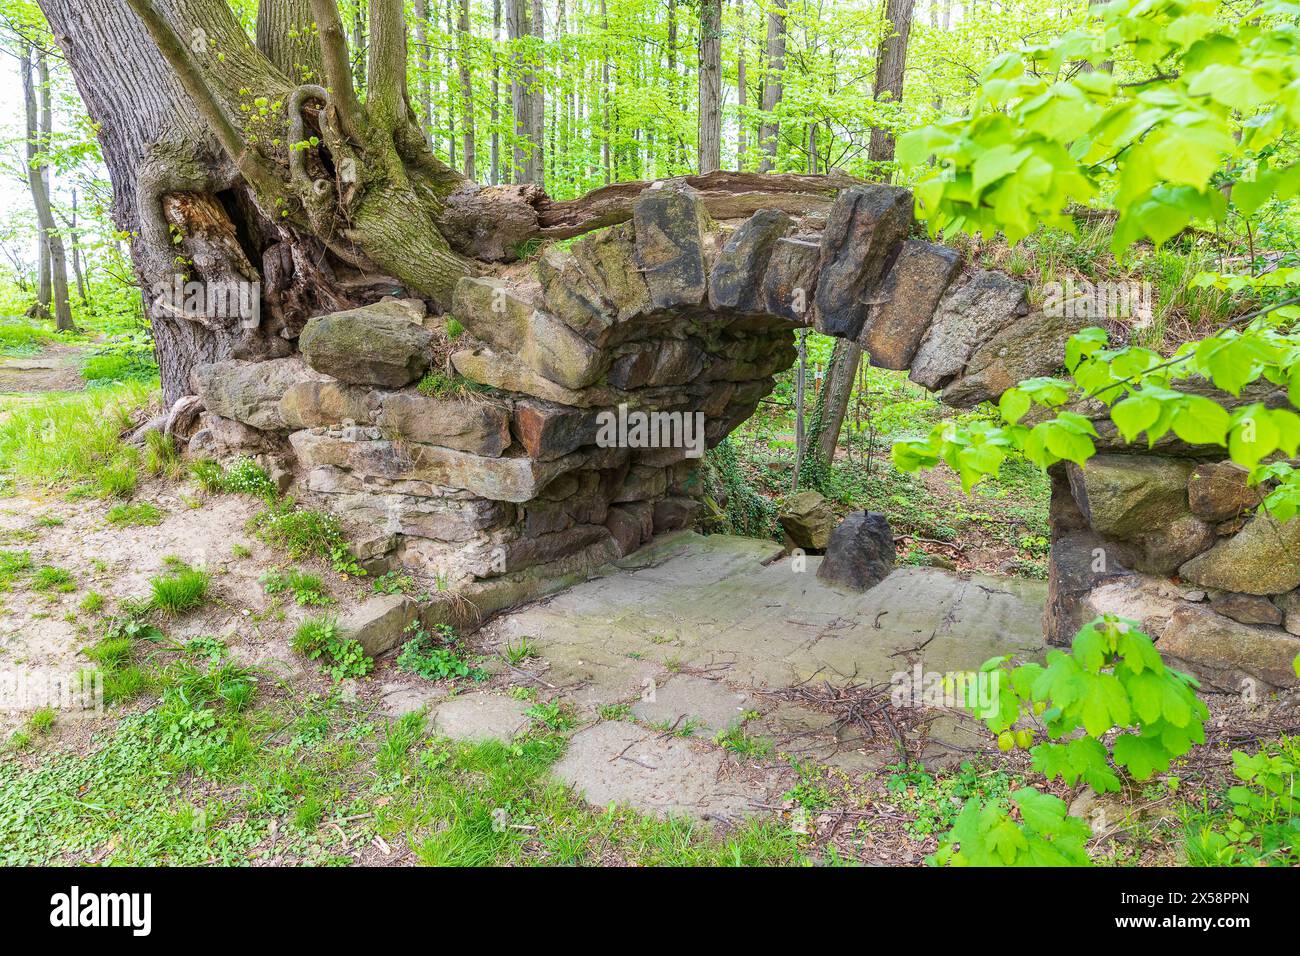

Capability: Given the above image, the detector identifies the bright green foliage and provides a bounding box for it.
[292,617,373,681]
[971,615,1208,791]
[1183,736,1300,866]
[147,564,210,616]
[396,623,486,681]
[893,0,1300,514]
[932,788,1093,866]
[219,457,278,499]
[106,502,164,527]
[248,500,365,576]
[260,568,333,607]
[31,565,74,593]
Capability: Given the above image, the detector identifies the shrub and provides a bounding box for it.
[249,500,364,576]
[220,457,278,499]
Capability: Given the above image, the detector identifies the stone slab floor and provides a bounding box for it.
[477,531,1048,821]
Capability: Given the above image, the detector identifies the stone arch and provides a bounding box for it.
[189,179,1300,691]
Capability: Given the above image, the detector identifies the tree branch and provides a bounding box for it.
[309,0,366,141]
[122,0,288,206]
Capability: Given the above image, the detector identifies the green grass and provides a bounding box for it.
[884,761,1017,840]
[32,565,75,593]
[0,550,32,590]
[0,381,154,492]
[415,370,490,400]
[148,564,210,615]
[0,319,55,356]
[261,568,333,607]
[396,624,485,682]
[106,501,164,527]
[249,500,364,575]
[79,591,105,614]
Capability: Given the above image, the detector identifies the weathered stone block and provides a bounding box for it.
[299,301,434,387]
[761,237,821,325]
[652,496,701,534]
[539,224,650,346]
[633,182,712,310]
[1210,591,1283,626]
[607,340,707,389]
[814,185,913,339]
[859,240,962,371]
[452,276,605,389]
[708,209,792,312]
[497,524,613,574]
[378,391,511,456]
[778,490,837,552]
[1067,455,1196,539]
[340,594,419,657]
[512,399,601,459]
[1188,461,1263,522]
[1180,511,1300,595]
[941,309,1079,407]
[194,357,322,432]
[280,378,379,429]
[613,465,669,503]
[1044,530,1135,645]
[910,271,1028,390]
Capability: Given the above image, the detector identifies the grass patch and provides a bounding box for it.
[0,319,56,356]
[249,500,364,576]
[415,370,490,400]
[0,381,154,492]
[0,550,32,590]
[31,565,75,593]
[148,563,210,616]
[261,568,333,607]
[106,501,164,527]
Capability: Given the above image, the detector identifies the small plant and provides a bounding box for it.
[230,543,251,558]
[1183,736,1300,867]
[79,591,106,614]
[932,789,1093,867]
[0,549,32,589]
[714,727,772,758]
[95,461,138,499]
[190,458,225,493]
[220,457,278,499]
[34,514,63,527]
[106,501,164,526]
[415,370,489,399]
[292,616,373,681]
[32,565,75,593]
[526,699,574,731]
[27,706,56,735]
[396,622,486,681]
[148,563,210,615]
[143,429,181,477]
[261,568,333,606]
[249,500,365,576]
[599,703,631,721]
[370,570,414,595]
[505,636,537,664]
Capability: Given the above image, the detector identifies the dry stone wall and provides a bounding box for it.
[183,177,1298,691]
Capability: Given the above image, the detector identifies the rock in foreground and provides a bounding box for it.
[816,511,895,591]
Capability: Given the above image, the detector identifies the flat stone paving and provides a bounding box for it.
[481,532,1049,819]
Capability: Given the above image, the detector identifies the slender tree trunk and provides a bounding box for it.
[736,0,747,170]
[491,0,501,184]
[698,0,722,174]
[414,0,433,133]
[68,189,88,304]
[457,0,475,180]
[507,0,530,182]
[600,0,612,184]
[529,0,545,186]
[812,0,914,469]
[757,0,785,172]
[24,46,76,332]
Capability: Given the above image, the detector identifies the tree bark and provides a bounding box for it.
[457,0,475,179]
[757,0,785,172]
[698,0,722,174]
[256,0,324,81]
[414,0,433,133]
[23,44,75,332]
[736,0,747,170]
[491,0,501,184]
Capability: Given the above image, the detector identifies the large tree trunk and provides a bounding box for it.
[811,0,914,470]
[23,44,75,332]
[697,0,722,174]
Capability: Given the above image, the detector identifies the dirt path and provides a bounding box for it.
[0,344,87,395]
